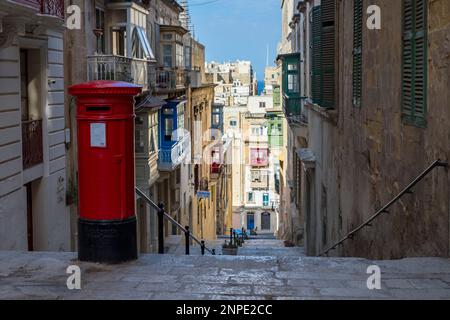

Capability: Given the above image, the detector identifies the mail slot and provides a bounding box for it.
[69,80,142,263]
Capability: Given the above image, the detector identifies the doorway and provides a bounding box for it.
[261,212,271,230]
[247,212,255,230]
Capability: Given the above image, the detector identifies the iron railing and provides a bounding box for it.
[40,0,64,19]
[319,160,449,257]
[87,55,149,89]
[22,119,43,169]
[283,94,308,125]
[135,187,216,255]
[155,68,186,91]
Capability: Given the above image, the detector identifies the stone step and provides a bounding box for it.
[1,251,450,300]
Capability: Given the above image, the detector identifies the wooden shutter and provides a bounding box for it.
[353,0,363,107]
[321,0,336,109]
[311,6,322,105]
[402,0,427,127]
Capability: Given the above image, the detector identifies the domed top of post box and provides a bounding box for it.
[69,80,142,96]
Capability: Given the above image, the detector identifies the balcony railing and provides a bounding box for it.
[158,135,190,171]
[40,0,64,19]
[87,55,149,89]
[155,68,186,92]
[22,119,43,170]
[9,1,63,19]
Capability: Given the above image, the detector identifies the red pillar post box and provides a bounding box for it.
[69,81,142,263]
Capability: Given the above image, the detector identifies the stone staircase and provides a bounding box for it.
[167,236,305,257]
[1,250,450,300]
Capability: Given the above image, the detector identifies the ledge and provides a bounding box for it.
[304,100,338,126]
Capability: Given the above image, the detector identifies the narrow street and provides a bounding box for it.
[1,0,450,304]
[1,240,450,300]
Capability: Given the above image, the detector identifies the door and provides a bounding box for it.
[247,212,255,230]
[261,212,271,230]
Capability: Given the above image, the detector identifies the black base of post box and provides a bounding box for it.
[78,217,137,264]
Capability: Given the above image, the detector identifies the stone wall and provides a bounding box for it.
[307,0,450,259]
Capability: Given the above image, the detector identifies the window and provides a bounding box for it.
[259,102,266,108]
[135,115,145,154]
[132,27,154,60]
[311,1,336,109]
[162,107,174,141]
[213,114,220,126]
[248,192,254,203]
[402,0,427,127]
[177,102,185,131]
[176,43,184,68]
[95,8,105,54]
[250,148,268,166]
[251,170,262,182]
[229,119,237,126]
[288,63,297,71]
[163,44,172,67]
[251,126,264,136]
[311,6,322,105]
[321,0,336,108]
[263,193,269,207]
[283,56,300,95]
[163,33,173,40]
[112,27,126,56]
[353,0,363,107]
[288,74,299,93]
[149,112,158,153]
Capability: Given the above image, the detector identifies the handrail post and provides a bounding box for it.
[158,203,164,254]
[201,240,205,256]
[185,226,190,255]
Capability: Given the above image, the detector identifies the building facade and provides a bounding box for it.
[279,0,450,259]
[0,0,69,251]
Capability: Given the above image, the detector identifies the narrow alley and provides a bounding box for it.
[1,0,450,305]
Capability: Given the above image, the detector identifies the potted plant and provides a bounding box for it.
[222,240,238,255]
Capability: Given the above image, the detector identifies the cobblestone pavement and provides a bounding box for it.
[1,250,450,300]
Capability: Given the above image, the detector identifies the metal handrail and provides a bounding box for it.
[135,187,215,255]
[319,159,449,257]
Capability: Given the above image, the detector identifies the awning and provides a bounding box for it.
[140,95,165,109]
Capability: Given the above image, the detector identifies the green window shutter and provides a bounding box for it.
[321,0,336,109]
[311,6,322,105]
[353,0,363,107]
[402,0,427,127]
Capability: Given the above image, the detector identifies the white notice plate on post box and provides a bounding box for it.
[90,123,106,148]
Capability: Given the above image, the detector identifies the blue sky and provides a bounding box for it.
[188,0,281,81]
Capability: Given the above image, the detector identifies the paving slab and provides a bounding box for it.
[0,250,449,300]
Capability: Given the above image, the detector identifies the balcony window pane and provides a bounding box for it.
[163,44,172,67]
[288,63,297,71]
[288,74,299,93]
[176,43,184,68]
[112,27,126,56]
[213,114,220,126]
[95,8,105,54]
[164,118,173,141]
[135,115,145,154]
